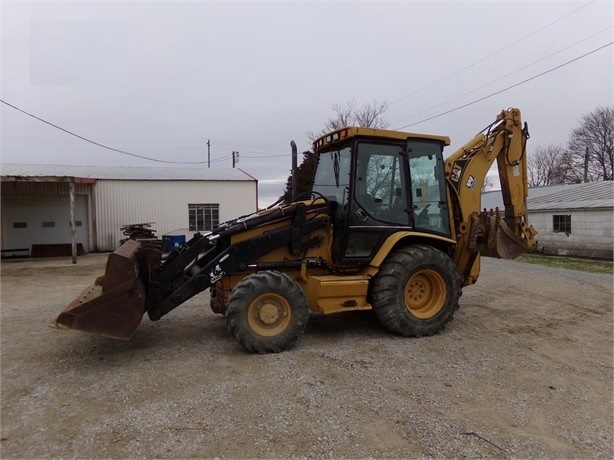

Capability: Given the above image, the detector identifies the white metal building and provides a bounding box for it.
[1,164,258,255]
[482,181,614,259]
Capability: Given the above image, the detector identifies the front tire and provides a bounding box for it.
[226,271,309,353]
[371,245,461,337]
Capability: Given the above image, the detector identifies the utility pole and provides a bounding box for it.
[207,139,211,168]
[232,150,239,168]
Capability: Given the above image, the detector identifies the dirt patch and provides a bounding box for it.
[1,253,612,458]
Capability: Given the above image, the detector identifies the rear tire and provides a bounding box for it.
[226,271,309,353]
[371,245,461,337]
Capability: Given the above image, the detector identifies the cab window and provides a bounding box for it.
[312,146,351,205]
[407,140,450,235]
[354,142,407,225]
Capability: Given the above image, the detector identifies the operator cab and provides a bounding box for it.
[311,127,451,265]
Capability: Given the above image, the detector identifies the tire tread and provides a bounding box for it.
[226,271,309,353]
[371,245,461,337]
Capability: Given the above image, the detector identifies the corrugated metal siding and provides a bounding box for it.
[529,181,613,209]
[95,180,257,251]
[2,163,256,181]
[482,181,614,211]
[1,181,91,195]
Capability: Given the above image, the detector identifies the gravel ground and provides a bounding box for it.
[1,253,612,459]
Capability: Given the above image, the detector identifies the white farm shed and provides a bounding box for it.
[1,164,258,256]
[482,181,614,259]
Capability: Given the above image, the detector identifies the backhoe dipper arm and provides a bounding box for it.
[444,108,537,285]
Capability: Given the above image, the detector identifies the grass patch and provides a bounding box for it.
[517,253,613,275]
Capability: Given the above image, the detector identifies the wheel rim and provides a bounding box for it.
[404,269,447,319]
[247,293,292,337]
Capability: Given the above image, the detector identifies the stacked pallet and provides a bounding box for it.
[119,222,162,249]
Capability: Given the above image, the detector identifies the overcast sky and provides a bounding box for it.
[1,0,612,207]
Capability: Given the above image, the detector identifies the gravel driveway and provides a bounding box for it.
[1,253,612,459]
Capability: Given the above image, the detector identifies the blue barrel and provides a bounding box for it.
[162,235,186,252]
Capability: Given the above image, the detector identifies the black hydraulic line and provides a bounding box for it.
[252,258,328,271]
[217,202,301,239]
[252,260,303,271]
[217,200,329,240]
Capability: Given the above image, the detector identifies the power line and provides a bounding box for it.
[208,152,291,164]
[0,99,209,165]
[391,25,613,127]
[390,0,598,106]
[395,41,613,130]
[0,118,295,159]
[210,155,232,163]
[241,153,290,159]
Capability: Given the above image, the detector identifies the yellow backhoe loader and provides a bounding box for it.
[52,108,537,353]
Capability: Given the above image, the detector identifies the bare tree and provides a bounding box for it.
[527,144,572,186]
[325,100,356,131]
[567,106,614,182]
[354,100,389,129]
[307,99,389,142]
[283,100,389,202]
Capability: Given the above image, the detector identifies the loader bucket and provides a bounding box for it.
[51,239,146,340]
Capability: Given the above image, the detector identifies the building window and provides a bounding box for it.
[13,222,27,228]
[42,221,55,228]
[553,215,571,234]
[189,204,219,232]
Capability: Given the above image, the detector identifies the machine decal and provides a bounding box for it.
[451,164,463,183]
[466,175,476,190]
[210,264,224,283]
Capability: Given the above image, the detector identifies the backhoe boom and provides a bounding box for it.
[445,108,537,285]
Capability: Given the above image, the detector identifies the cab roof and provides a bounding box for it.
[313,126,451,152]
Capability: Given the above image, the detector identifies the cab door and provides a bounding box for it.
[342,141,410,262]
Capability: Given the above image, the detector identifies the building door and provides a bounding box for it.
[2,194,90,254]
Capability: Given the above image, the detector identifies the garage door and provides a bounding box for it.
[2,194,90,254]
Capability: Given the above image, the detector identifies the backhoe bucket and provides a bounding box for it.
[51,239,146,340]
[480,215,536,260]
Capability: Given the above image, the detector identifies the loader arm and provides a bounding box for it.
[444,108,537,285]
[148,205,329,320]
[52,200,330,340]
